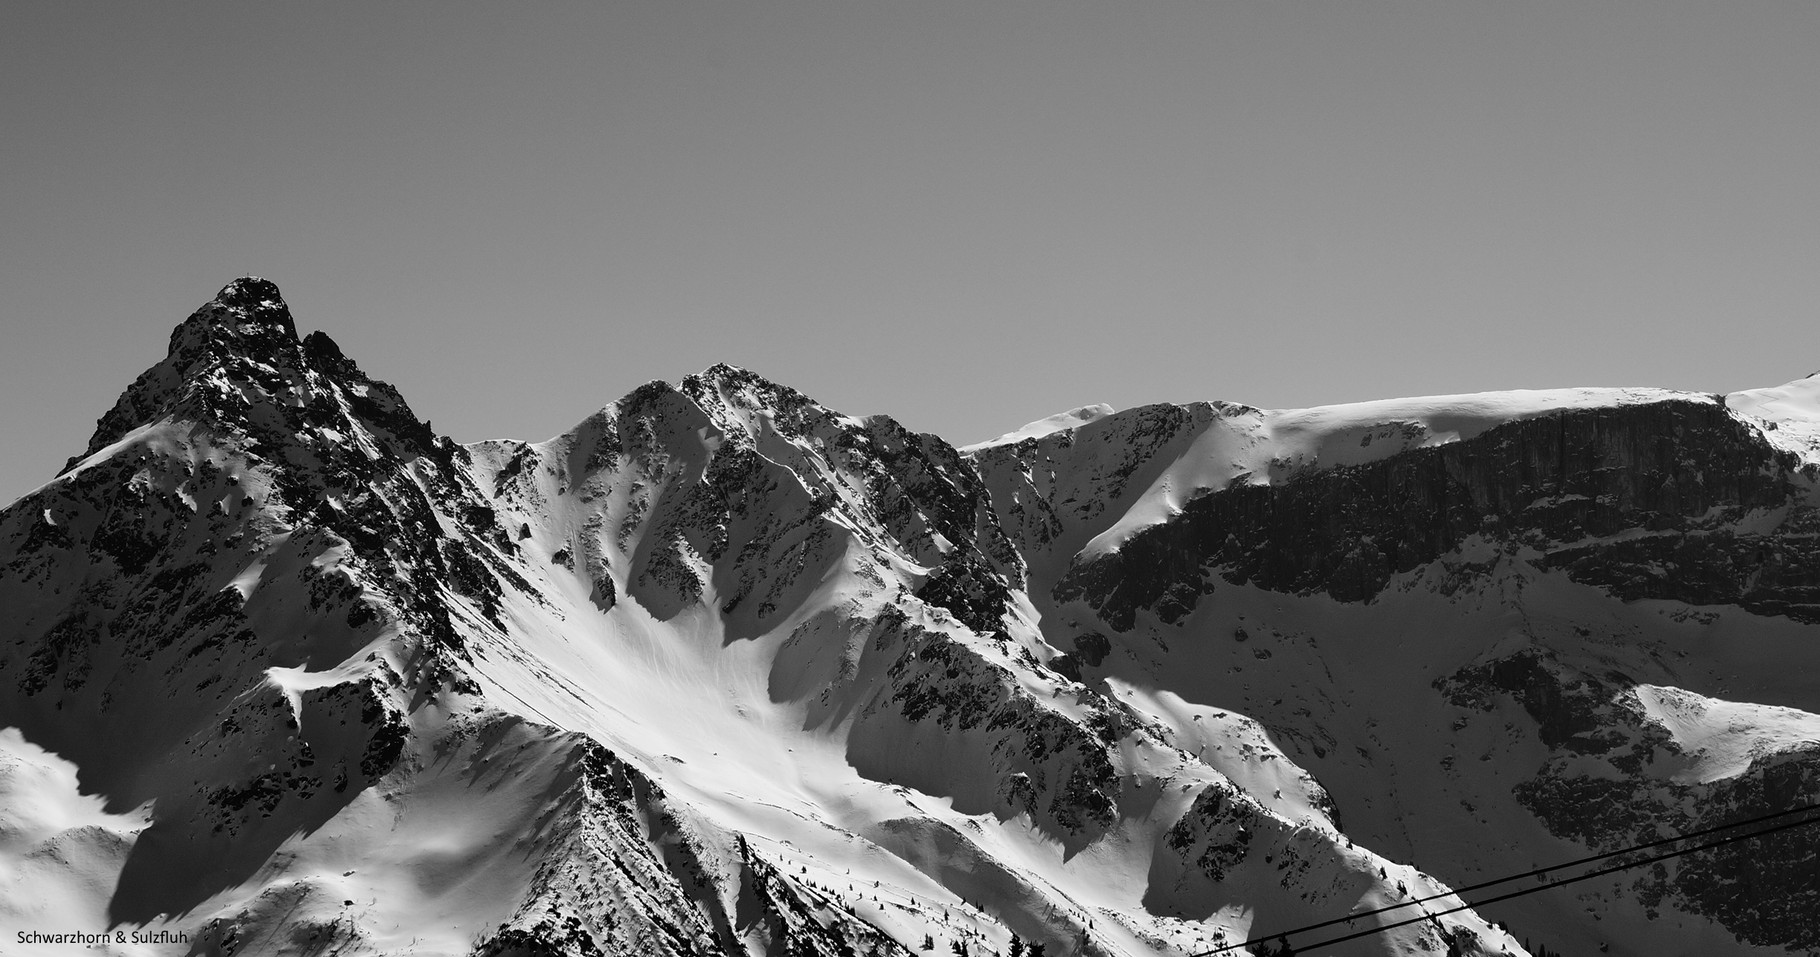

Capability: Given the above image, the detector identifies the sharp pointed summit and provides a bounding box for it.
[66,276,439,479]
[71,277,307,466]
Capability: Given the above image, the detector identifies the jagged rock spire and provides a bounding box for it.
[66,278,311,466]
[61,276,443,480]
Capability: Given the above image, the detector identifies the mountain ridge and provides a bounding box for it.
[4,278,1818,957]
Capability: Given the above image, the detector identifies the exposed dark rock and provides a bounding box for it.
[1443,652,1820,951]
[1056,400,1810,628]
[915,552,1015,636]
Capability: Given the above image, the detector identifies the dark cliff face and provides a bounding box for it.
[1053,398,1817,629]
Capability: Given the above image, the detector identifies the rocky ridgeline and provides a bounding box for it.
[0,281,838,955]
[1049,398,1820,626]
[469,360,1139,854]
[475,362,1024,636]
[966,402,1232,582]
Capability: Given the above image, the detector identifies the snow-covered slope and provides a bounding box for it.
[2,279,1816,957]
[969,377,1820,956]
[1727,372,1820,465]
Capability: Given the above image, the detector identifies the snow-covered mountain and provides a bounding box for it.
[2,279,1817,957]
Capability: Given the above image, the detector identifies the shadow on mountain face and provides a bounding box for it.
[107,780,365,925]
[107,676,409,925]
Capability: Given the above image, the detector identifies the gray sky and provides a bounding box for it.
[3,1,1817,506]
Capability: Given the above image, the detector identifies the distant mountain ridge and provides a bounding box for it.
[3,278,1818,956]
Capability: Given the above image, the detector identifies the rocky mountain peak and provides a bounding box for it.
[63,279,304,469]
[680,362,826,440]
[211,275,291,323]
[63,278,437,479]
[163,276,301,364]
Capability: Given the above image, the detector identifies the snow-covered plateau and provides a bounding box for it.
[3,279,1818,957]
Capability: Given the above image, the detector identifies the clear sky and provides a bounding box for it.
[3,1,1817,506]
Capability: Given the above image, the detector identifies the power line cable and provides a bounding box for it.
[1192,804,1820,956]
[1281,810,1820,955]
[1198,800,1820,954]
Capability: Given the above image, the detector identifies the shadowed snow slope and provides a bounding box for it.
[3,280,1818,957]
